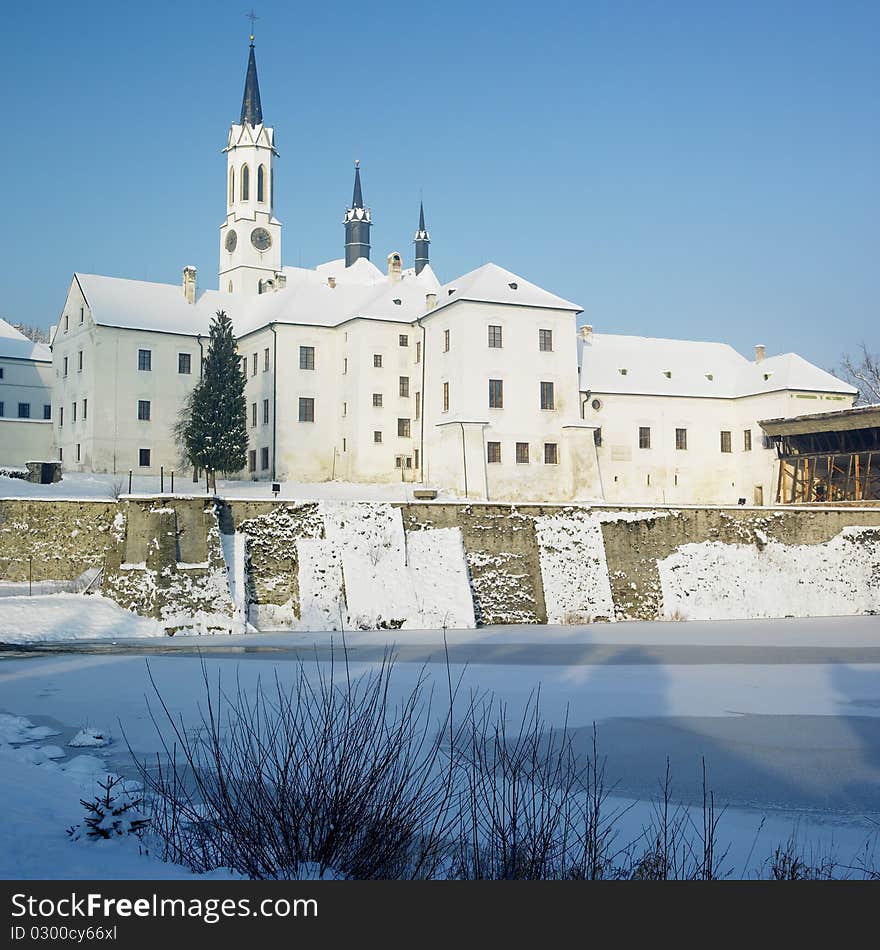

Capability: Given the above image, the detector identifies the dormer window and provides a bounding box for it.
[705,373,714,381]
[763,372,773,381]
[662,370,672,379]
[448,288,456,296]
[618,368,628,376]
[508,282,518,290]
[393,298,401,306]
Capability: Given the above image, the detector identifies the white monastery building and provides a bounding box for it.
[47,37,856,504]
[0,318,53,468]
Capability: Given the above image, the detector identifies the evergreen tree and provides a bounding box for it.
[179,310,248,487]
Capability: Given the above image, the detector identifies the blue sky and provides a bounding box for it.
[1,0,876,369]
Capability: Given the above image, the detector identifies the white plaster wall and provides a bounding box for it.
[0,355,53,434]
[584,389,854,506]
[421,300,597,501]
[0,419,53,467]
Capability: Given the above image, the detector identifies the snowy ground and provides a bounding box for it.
[1,615,880,879]
[0,593,162,643]
[0,471,449,502]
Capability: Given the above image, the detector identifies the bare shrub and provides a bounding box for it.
[133,645,464,879]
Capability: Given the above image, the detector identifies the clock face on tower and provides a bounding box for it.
[225,229,237,252]
[251,227,272,251]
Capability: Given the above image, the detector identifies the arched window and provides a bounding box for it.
[257,165,265,202]
[241,164,250,201]
[229,166,234,204]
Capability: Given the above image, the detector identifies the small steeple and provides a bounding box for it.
[240,37,263,126]
[352,159,364,209]
[413,200,430,275]
[344,160,372,267]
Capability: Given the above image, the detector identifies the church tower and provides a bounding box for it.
[413,201,430,275]
[219,36,282,295]
[344,161,371,267]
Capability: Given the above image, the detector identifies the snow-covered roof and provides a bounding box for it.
[0,318,51,362]
[66,260,574,341]
[429,262,582,316]
[579,332,856,399]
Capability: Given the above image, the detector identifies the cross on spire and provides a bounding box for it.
[246,8,259,43]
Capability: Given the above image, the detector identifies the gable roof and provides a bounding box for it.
[430,262,581,315]
[579,332,856,399]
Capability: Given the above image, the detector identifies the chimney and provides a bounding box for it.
[182,266,196,304]
[387,251,402,284]
[425,293,437,311]
[327,276,336,289]
[579,324,593,343]
[274,272,287,291]
[754,344,766,363]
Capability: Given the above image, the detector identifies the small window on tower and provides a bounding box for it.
[241,164,250,201]
[257,165,266,203]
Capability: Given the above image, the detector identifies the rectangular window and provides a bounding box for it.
[594,427,602,447]
[299,397,315,422]
[261,446,269,470]
[374,430,383,444]
[252,353,258,376]
[0,401,4,416]
[415,392,421,420]
[374,354,383,368]
[63,356,68,377]
[414,449,420,469]
[80,307,84,324]
[444,329,450,352]
[43,404,51,420]
[72,402,77,422]
[343,438,347,452]
[240,356,247,376]
[639,426,651,449]
[76,443,81,462]
[248,450,256,473]
[251,402,257,427]
[744,429,752,452]
[138,349,151,371]
[139,448,151,467]
[77,350,83,372]
[399,376,410,397]
[487,441,501,464]
[343,357,348,374]
[17,403,30,419]
[675,428,687,450]
[300,346,315,370]
[721,430,732,453]
[178,353,191,374]
[264,347,270,371]
[488,325,502,348]
[342,402,347,417]
[59,406,63,427]
[372,393,383,407]
[544,442,558,464]
[262,399,269,425]
[58,446,62,461]
[539,329,553,351]
[540,381,555,410]
[443,381,449,412]
[82,399,87,421]
[416,341,422,363]
[489,378,504,409]
[516,442,529,463]
[64,315,69,332]
[398,417,411,437]
[137,399,150,421]
[399,334,409,347]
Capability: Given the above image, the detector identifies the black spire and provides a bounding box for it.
[240,39,263,126]
[352,160,364,208]
[344,161,371,267]
[413,200,430,275]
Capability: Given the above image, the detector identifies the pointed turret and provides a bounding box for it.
[344,160,372,267]
[240,39,263,126]
[413,200,430,275]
